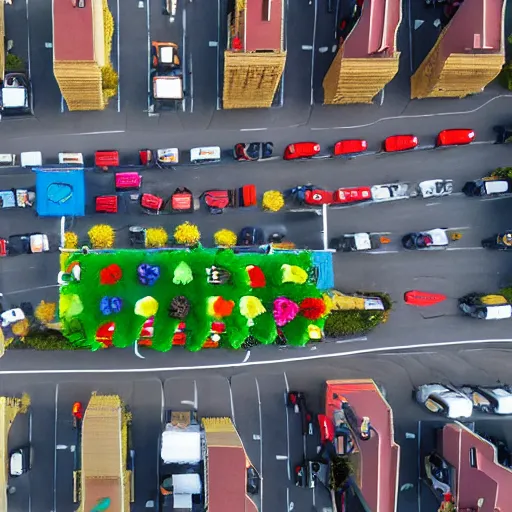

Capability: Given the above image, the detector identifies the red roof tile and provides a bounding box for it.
[343,0,402,58]
[245,0,282,52]
[325,380,400,512]
[53,0,94,61]
[207,445,247,512]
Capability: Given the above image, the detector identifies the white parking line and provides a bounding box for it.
[25,0,32,80]
[240,127,268,131]
[182,7,187,113]
[52,385,59,512]
[216,0,221,110]
[310,0,318,106]
[189,53,194,113]
[146,0,151,113]
[255,378,264,511]
[283,372,291,481]
[116,0,120,112]
[229,383,236,426]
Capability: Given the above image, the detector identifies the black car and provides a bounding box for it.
[238,226,287,246]
[295,460,329,489]
[481,231,512,250]
[246,466,260,494]
[233,142,274,161]
[494,125,512,144]
[287,391,314,436]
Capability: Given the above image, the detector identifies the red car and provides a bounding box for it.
[436,129,475,147]
[383,135,418,152]
[333,186,372,204]
[284,142,321,160]
[334,139,367,156]
[95,195,118,213]
[304,189,334,205]
[0,238,7,257]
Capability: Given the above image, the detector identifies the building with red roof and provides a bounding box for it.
[325,379,400,512]
[411,0,506,98]
[223,0,286,109]
[323,0,403,104]
[437,423,512,511]
[52,0,113,110]
[202,417,258,512]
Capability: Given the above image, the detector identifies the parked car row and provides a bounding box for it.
[415,383,512,419]
[0,127,482,171]
[0,233,49,257]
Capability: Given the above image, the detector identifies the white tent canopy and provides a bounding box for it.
[160,430,201,464]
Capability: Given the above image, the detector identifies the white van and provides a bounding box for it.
[190,146,221,165]
[20,151,42,167]
[58,153,84,165]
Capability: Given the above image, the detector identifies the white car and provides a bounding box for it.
[1,308,25,327]
[415,384,473,418]
[418,179,454,198]
[371,183,410,202]
[459,386,512,414]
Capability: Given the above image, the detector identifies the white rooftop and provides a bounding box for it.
[161,429,201,464]
[153,76,183,99]
[2,87,26,108]
[172,473,202,494]
[160,46,176,63]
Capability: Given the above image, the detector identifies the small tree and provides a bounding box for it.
[63,231,78,249]
[262,190,284,212]
[35,301,57,325]
[174,222,201,245]
[88,224,115,249]
[5,53,24,72]
[145,227,168,248]
[214,229,237,247]
[11,319,30,338]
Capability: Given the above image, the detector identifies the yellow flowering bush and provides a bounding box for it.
[12,319,29,337]
[102,0,117,102]
[214,229,237,247]
[63,231,78,249]
[174,222,201,245]
[35,301,57,324]
[262,190,284,212]
[88,224,115,249]
[145,227,168,248]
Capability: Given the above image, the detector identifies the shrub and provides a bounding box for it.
[492,167,512,179]
[88,224,115,249]
[330,455,354,491]
[35,301,57,324]
[174,222,201,245]
[24,330,80,350]
[146,227,168,248]
[11,319,30,337]
[324,310,384,337]
[101,65,118,90]
[5,53,24,71]
[262,190,285,212]
[103,0,114,61]
[214,229,237,247]
[63,231,78,249]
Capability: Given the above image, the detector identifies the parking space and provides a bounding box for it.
[54,379,162,512]
[409,0,445,73]
[117,0,149,116]
[3,1,30,77]
[26,0,61,116]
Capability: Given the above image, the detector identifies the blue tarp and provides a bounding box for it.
[34,167,85,217]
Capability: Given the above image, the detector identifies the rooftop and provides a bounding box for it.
[440,423,512,511]
[52,0,95,61]
[343,0,402,58]
[438,0,505,55]
[325,379,400,512]
[244,0,283,52]
[203,417,258,512]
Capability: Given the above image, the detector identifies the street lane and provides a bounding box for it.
[2,349,512,511]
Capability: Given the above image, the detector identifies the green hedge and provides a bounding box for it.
[324,291,392,337]
[23,330,80,351]
[491,167,512,179]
